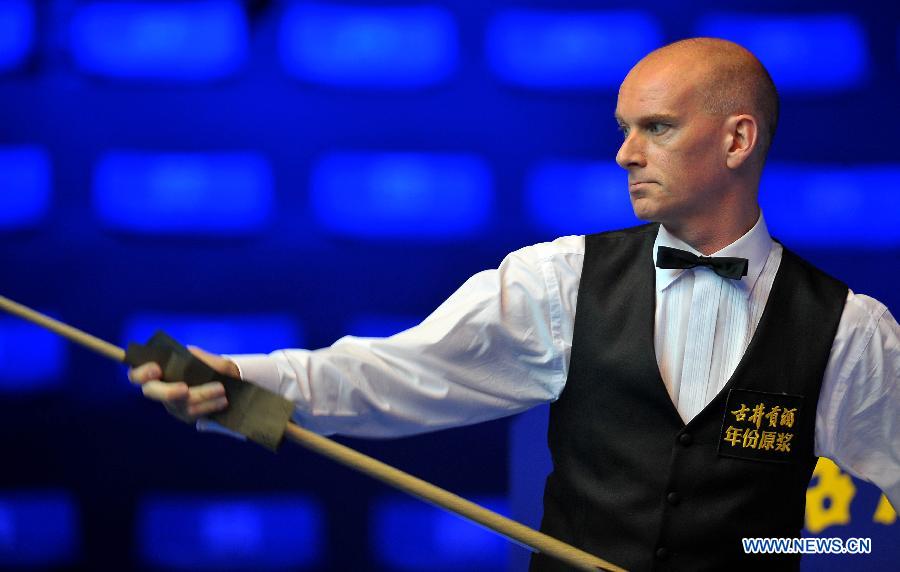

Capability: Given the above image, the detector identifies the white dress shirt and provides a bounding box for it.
[226,216,900,509]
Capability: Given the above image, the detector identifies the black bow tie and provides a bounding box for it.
[656,246,748,280]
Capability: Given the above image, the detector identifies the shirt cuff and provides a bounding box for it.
[222,353,284,396]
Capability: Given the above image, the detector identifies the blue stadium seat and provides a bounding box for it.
[0,315,67,393]
[761,163,900,246]
[371,495,509,571]
[280,3,457,87]
[486,10,662,88]
[696,13,868,91]
[0,0,34,72]
[527,159,637,235]
[93,151,273,235]
[0,146,51,230]
[69,0,248,81]
[310,151,492,239]
[0,491,79,567]
[123,313,303,355]
[136,495,321,570]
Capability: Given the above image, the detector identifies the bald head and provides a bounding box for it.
[634,38,779,165]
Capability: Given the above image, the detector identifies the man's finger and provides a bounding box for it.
[187,396,229,418]
[185,382,226,405]
[128,362,162,384]
[188,345,240,378]
[142,381,189,402]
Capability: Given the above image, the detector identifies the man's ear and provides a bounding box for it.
[724,114,759,170]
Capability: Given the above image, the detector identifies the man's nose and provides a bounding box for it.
[615,132,646,169]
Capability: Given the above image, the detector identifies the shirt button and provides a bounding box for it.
[655,547,670,560]
[678,433,692,446]
[667,492,681,506]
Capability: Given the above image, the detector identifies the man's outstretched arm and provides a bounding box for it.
[130,237,586,437]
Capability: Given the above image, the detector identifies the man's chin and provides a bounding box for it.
[632,210,656,223]
[629,200,661,223]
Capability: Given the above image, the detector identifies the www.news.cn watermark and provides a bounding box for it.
[743,537,872,555]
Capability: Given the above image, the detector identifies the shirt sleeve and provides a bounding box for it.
[815,291,900,510]
[226,236,585,437]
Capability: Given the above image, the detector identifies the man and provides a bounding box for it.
[130,38,898,570]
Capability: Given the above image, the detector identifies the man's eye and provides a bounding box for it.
[617,125,630,138]
[648,123,669,135]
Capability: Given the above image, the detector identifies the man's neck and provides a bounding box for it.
[662,206,761,255]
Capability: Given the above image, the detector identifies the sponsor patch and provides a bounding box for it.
[718,389,804,463]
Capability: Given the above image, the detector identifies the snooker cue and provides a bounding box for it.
[0,294,625,572]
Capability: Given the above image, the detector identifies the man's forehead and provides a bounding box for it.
[615,57,702,119]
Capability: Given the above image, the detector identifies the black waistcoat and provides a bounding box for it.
[531,224,848,572]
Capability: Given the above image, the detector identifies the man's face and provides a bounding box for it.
[614,57,730,229]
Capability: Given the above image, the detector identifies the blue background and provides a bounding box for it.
[1,1,897,570]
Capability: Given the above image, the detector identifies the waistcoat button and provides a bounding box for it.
[667,492,681,506]
[655,547,670,560]
[678,432,692,446]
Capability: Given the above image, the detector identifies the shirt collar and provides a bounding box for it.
[652,213,774,297]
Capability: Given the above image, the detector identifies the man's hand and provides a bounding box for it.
[127,346,238,423]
